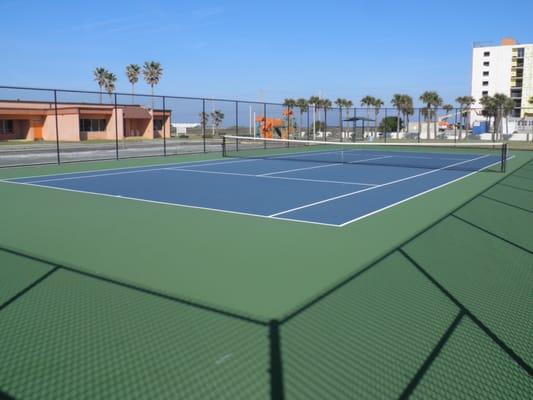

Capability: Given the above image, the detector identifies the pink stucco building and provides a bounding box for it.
[0,101,171,141]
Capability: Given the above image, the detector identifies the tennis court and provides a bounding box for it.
[1,138,532,400]
[4,138,509,226]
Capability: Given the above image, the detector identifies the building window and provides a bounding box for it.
[482,91,488,96]
[483,61,489,66]
[80,119,107,132]
[482,81,489,86]
[154,119,164,130]
[0,120,14,133]
[482,71,489,76]
[483,51,490,56]
[517,48,524,57]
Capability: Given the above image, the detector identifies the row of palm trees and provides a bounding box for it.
[281,92,519,140]
[93,61,163,105]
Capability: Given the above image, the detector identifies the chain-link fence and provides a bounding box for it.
[1,86,533,167]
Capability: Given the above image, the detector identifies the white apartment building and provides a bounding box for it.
[471,38,533,117]
[470,38,533,138]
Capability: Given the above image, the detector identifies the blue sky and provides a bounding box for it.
[1,0,532,106]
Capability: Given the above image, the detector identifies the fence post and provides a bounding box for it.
[114,93,119,160]
[53,90,61,165]
[454,107,458,144]
[163,96,167,156]
[339,107,343,142]
[324,108,327,142]
[236,101,239,151]
[236,101,239,136]
[417,108,421,143]
[353,108,356,142]
[269,320,284,400]
[202,99,206,153]
[384,108,388,143]
[264,103,267,149]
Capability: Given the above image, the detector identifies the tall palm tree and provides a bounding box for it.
[373,98,384,138]
[419,91,442,139]
[442,104,453,137]
[104,72,117,101]
[93,67,108,103]
[296,98,308,138]
[283,98,297,138]
[335,98,347,139]
[479,95,498,140]
[493,93,514,139]
[360,96,375,137]
[455,96,476,140]
[319,99,332,139]
[125,64,141,103]
[400,95,414,137]
[142,61,163,108]
[308,96,321,139]
[391,94,404,137]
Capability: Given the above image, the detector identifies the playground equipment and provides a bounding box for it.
[255,109,295,139]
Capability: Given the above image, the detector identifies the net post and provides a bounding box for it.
[269,319,285,400]
[222,136,226,157]
[501,143,507,172]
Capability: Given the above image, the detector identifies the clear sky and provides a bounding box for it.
[1,0,532,106]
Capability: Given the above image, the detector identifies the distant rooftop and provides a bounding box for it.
[473,37,530,48]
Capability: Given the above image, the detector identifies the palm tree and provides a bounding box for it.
[142,61,163,108]
[479,95,498,140]
[319,99,332,139]
[455,96,476,140]
[400,95,414,138]
[335,98,347,140]
[93,67,108,103]
[361,96,376,137]
[210,110,225,136]
[391,94,404,138]
[502,96,515,136]
[419,91,442,139]
[283,98,297,138]
[373,98,384,138]
[104,72,117,101]
[125,64,141,103]
[308,96,321,139]
[442,104,453,137]
[493,93,514,139]
[296,98,308,138]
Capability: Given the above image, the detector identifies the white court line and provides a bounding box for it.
[338,155,515,226]
[165,167,377,186]
[2,156,257,182]
[269,154,492,217]
[9,158,259,185]
[2,179,341,228]
[258,155,395,176]
[1,153,514,228]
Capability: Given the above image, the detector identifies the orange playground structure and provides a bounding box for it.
[255,109,294,139]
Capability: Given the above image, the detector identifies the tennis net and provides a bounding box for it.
[222,136,509,172]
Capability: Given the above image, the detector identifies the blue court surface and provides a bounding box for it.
[6,149,504,226]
